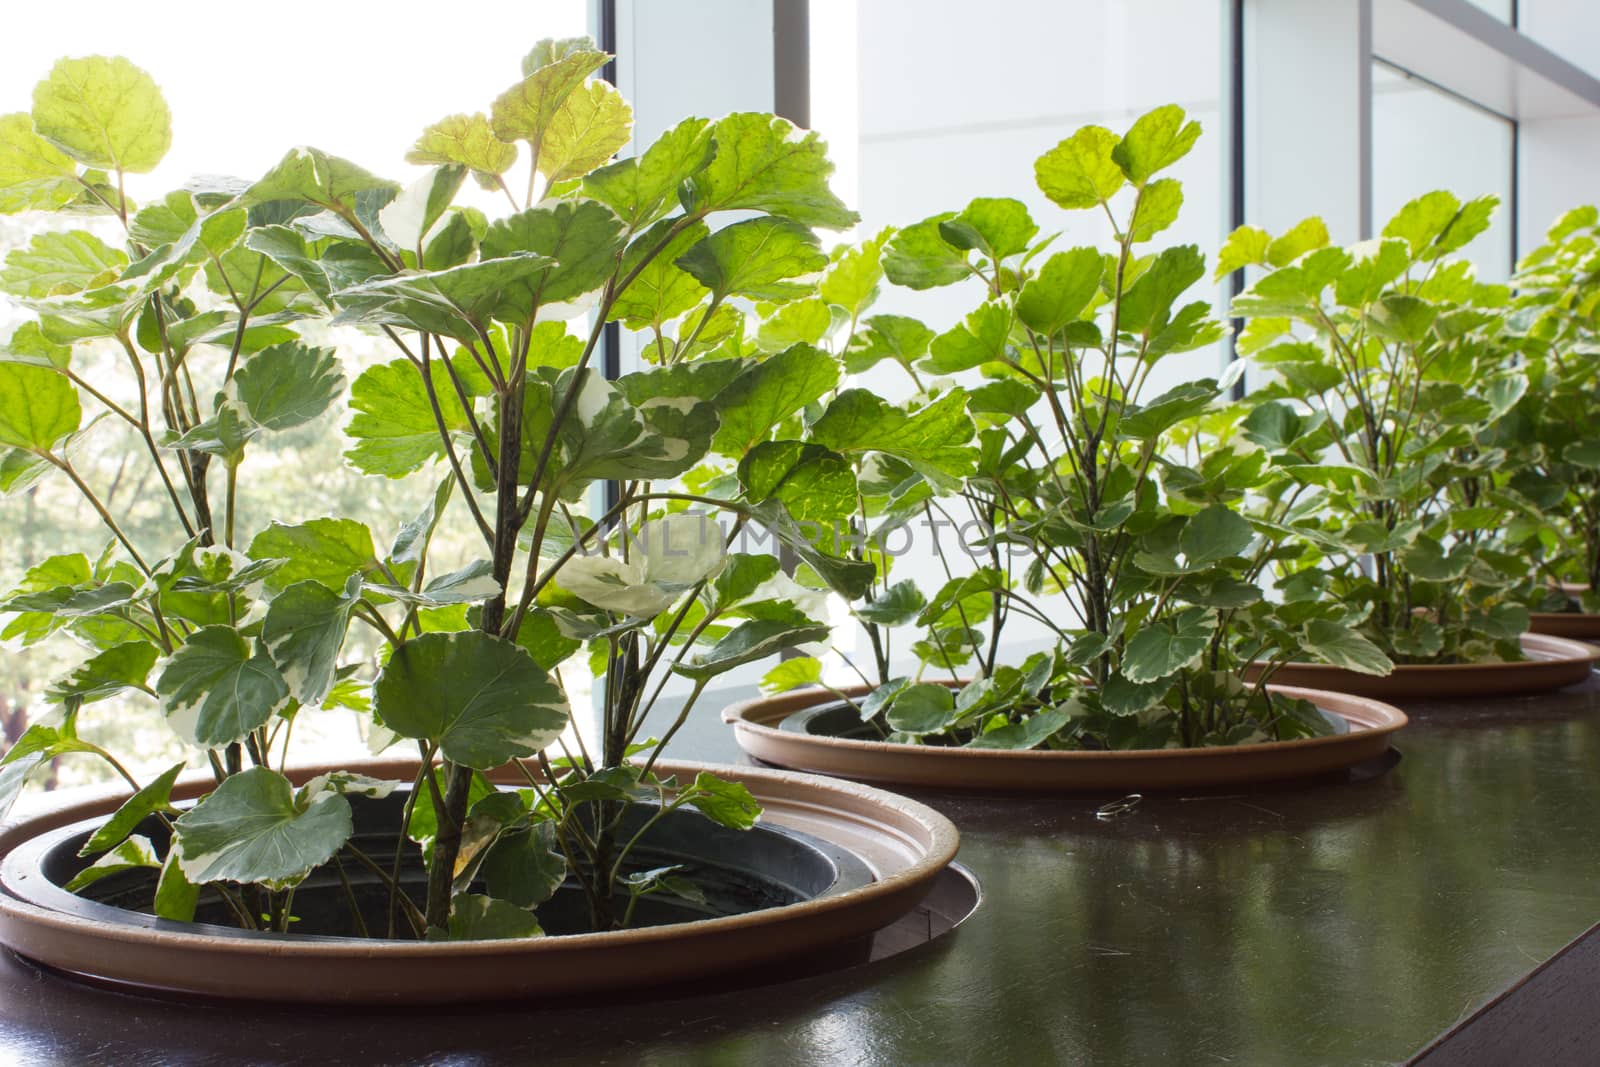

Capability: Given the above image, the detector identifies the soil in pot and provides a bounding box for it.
[10,789,873,941]
[782,701,1352,744]
[723,684,1405,793]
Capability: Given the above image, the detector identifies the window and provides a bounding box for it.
[1371,62,1515,279]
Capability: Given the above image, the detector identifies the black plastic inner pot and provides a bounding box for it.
[1,787,874,942]
[782,699,1352,741]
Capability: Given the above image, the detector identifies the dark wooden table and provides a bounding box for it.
[3,679,1599,1066]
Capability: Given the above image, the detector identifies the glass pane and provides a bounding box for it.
[1371,64,1514,280]
[1519,0,1600,81]
[1462,0,1514,23]
[816,0,1225,349]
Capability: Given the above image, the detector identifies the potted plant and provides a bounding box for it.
[1496,205,1600,641]
[1221,193,1598,697]
[723,107,1409,791]
[0,43,957,1004]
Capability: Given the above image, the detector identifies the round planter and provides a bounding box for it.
[1528,613,1600,641]
[1528,582,1600,642]
[0,758,959,1005]
[1250,632,1600,700]
[722,684,1406,792]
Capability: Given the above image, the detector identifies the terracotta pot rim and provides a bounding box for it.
[722,683,1406,763]
[0,758,959,960]
[1258,631,1600,674]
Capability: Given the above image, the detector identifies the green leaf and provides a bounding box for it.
[1381,190,1461,258]
[583,117,713,230]
[609,219,710,329]
[2,321,72,369]
[882,213,970,289]
[917,569,1004,628]
[1213,225,1270,280]
[174,767,352,890]
[262,574,362,707]
[1119,244,1206,334]
[238,225,372,308]
[80,762,185,857]
[369,561,501,608]
[1111,105,1201,185]
[1240,401,1304,451]
[1129,178,1183,242]
[757,297,834,353]
[1035,125,1123,209]
[1331,238,1408,308]
[925,302,1010,373]
[675,619,831,681]
[1301,619,1393,676]
[1267,218,1330,267]
[373,631,569,769]
[343,356,479,477]
[406,113,516,183]
[687,113,856,228]
[1179,506,1254,567]
[156,626,291,748]
[479,822,567,908]
[820,230,886,316]
[676,217,826,302]
[622,865,706,908]
[231,343,343,432]
[45,641,158,706]
[942,197,1037,260]
[31,56,171,172]
[539,80,632,185]
[0,231,126,299]
[153,851,198,921]
[1017,247,1102,335]
[480,199,626,309]
[737,441,857,522]
[760,656,823,695]
[0,362,80,451]
[1399,536,1473,582]
[247,518,378,591]
[0,113,79,214]
[1122,608,1215,683]
[1101,675,1168,716]
[845,313,933,373]
[165,402,254,463]
[855,580,927,626]
[64,835,161,892]
[966,707,1069,750]
[886,683,957,734]
[0,720,96,821]
[376,165,468,253]
[553,370,716,488]
[812,389,977,490]
[0,448,49,495]
[490,47,609,148]
[712,344,839,454]
[523,37,603,75]
[683,771,761,830]
[241,146,397,210]
[442,893,542,941]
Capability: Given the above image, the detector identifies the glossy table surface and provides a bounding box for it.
[3,678,1600,1066]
